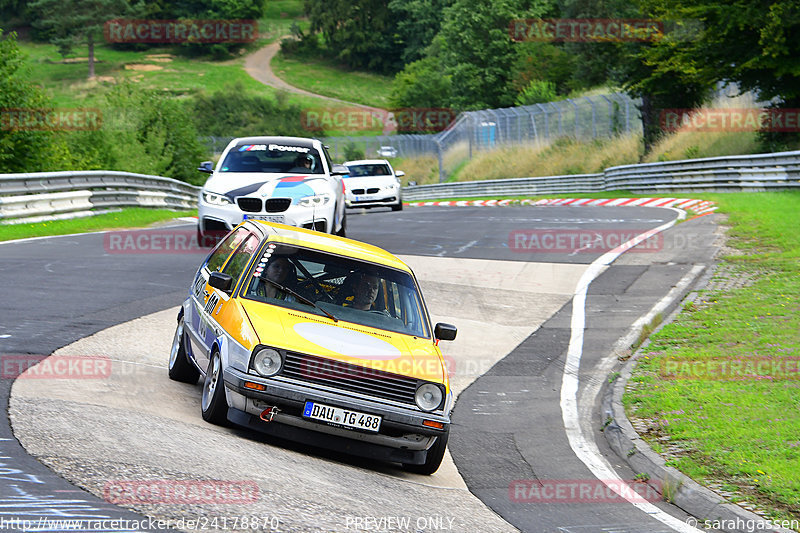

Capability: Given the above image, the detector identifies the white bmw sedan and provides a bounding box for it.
[197,136,347,244]
[342,159,405,211]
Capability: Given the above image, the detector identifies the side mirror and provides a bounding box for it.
[434,323,457,341]
[395,170,405,178]
[208,272,233,293]
[197,161,214,174]
[331,164,349,177]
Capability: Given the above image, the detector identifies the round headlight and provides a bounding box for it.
[252,348,282,377]
[415,383,443,411]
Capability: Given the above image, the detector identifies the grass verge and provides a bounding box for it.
[271,51,393,109]
[452,135,643,182]
[0,208,191,242]
[623,191,800,524]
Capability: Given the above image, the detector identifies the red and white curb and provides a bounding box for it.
[406,197,717,215]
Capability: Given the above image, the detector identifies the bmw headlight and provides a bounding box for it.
[298,193,331,207]
[251,348,283,377]
[203,191,232,206]
[415,383,443,411]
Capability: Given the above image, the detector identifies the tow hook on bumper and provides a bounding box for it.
[260,406,281,423]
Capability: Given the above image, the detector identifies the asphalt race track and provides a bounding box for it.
[0,205,720,532]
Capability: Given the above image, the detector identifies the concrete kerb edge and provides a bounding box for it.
[600,259,795,533]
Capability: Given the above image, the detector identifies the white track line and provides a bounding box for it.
[560,211,701,532]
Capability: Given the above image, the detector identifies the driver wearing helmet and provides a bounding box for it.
[292,154,313,172]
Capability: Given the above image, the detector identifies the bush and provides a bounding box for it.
[191,84,309,138]
[389,54,452,109]
[0,29,62,173]
[515,80,558,106]
[63,83,207,183]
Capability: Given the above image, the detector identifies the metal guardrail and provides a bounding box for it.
[403,174,605,201]
[402,150,800,201]
[0,171,200,222]
[2,150,797,221]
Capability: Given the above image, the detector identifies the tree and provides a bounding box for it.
[388,0,454,64]
[612,18,713,152]
[0,29,58,173]
[437,0,519,109]
[389,40,452,108]
[612,0,800,151]
[29,0,141,79]
[303,0,403,73]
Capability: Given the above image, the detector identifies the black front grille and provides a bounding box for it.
[280,352,419,406]
[237,198,262,212]
[367,188,380,194]
[351,188,365,195]
[265,198,292,212]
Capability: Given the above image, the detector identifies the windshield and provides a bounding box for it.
[242,243,430,338]
[345,163,393,177]
[220,143,324,174]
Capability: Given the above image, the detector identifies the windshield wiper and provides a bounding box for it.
[262,278,338,323]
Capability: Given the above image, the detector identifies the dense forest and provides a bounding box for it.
[290,0,799,149]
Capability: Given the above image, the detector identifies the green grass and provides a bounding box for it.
[0,208,191,242]
[624,191,800,523]
[259,0,309,42]
[18,40,333,111]
[271,51,394,109]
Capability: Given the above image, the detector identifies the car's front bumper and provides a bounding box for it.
[222,366,449,464]
[198,201,334,234]
[345,191,400,208]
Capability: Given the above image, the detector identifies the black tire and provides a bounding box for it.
[391,200,403,212]
[336,210,347,237]
[201,350,228,425]
[168,317,199,384]
[402,428,449,475]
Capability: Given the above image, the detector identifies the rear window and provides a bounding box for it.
[220,144,324,174]
[344,164,392,177]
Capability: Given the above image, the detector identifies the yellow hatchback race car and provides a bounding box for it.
[168,220,457,474]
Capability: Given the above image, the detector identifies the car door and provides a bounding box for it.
[186,227,250,372]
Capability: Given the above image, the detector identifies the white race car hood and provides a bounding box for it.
[205,172,330,201]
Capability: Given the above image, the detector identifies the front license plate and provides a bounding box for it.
[302,401,382,432]
[245,214,285,223]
